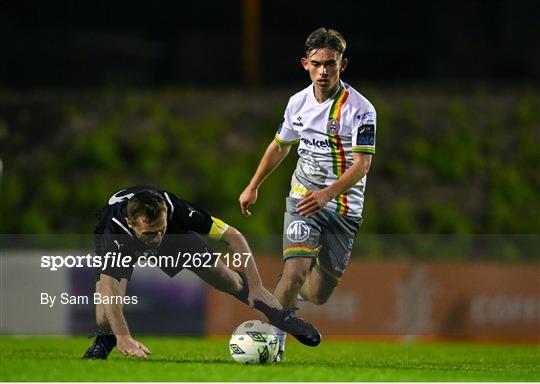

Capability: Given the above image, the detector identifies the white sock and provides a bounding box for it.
[271,326,287,352]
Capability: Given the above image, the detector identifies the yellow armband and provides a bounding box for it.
[209,216,229,240]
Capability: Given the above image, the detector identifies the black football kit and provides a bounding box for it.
[94,185,217,281]
[83,185,321,360]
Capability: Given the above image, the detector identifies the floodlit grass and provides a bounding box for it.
[0,336,538,381]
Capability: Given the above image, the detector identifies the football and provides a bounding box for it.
[228,320,279,364]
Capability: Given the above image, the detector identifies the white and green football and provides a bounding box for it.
[229,320,279,364]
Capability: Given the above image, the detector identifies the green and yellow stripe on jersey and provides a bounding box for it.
[274,134,300,146]
[352,144,376,154]
[327,86,350,216]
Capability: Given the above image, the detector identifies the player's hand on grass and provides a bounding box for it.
[248,284,283,310]
[239,186,258,216]
[297,190,331,217]
[117,335,151,358]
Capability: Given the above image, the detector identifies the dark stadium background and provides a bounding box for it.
[1,0,539,87]
[0,0,538,341]
[2,0,539,236]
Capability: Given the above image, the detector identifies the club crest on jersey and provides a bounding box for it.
[327,118,340,134]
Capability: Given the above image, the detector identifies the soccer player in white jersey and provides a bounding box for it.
[239,28,376,361]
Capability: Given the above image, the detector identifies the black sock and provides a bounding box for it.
[231,271,283,321]
[252,299,282,322]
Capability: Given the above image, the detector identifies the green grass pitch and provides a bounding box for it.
[1,336,538,381]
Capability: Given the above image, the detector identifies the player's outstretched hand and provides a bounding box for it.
[248,284,282,310]
[117,335,151,358]
[239,186,258,216]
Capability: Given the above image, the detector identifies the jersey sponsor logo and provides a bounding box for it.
[327,118,340,134]
[293,116,304,127]
[108,189,135,205]
[356,111,374,121]
[356,124,375,146]
[356,112,375,125]
[300,137,338,150]
[286,220,310,243]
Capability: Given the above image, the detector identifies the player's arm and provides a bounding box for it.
[239,140,292,216]
[97,231,150,358]
[297,153,372,217]
[219,225,262,286]
[219,224,282,309]
[176,197,279,308]
[208,216,263,287]
[99,274,130,337]
[99,274,150,358]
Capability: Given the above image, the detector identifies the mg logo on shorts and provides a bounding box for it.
[286,220,310,242]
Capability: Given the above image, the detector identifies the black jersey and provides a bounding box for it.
[94,185,215,281]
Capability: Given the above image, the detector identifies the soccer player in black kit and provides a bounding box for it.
[83,186,320,359]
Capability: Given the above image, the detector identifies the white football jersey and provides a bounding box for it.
[275,81,376,217]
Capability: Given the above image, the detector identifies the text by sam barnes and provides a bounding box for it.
[40,293,138,307]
